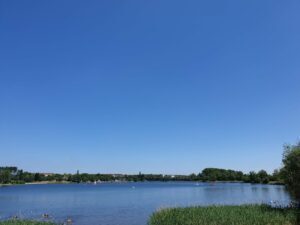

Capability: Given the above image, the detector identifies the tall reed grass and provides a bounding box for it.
[148,205,298,225]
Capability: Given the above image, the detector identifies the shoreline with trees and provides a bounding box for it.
[0,167,283,186]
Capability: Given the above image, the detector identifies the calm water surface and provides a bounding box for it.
[0,182,290,225]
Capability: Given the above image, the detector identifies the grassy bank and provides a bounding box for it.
[0,220,55,225]
[148,205,298,225]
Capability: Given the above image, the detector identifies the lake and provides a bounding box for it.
[0,182,290,225]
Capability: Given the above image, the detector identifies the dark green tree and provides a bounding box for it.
[34,173,42,181]
[0,169,11,184]
[257,170,269,184]
[75,170,81,183]
[138,172,145,181]
[282,142,300,203]
[189,173,198,181]
[248,171,259,183]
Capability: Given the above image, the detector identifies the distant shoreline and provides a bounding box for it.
[0,180,284,187]
[0,181,71,187]
[24,181,71,185]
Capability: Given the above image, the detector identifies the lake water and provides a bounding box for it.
[0,182,290,225]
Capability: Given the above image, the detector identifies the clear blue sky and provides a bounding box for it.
[0,0,299,174]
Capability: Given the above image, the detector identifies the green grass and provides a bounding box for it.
[0,220,55,225]
[148,205,298,225]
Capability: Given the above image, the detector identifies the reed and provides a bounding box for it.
[148,204,297,225]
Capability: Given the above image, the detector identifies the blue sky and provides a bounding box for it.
[0,0,299,174]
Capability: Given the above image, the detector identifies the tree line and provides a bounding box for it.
[0,167,281,184]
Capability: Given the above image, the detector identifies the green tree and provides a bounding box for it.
[257,170,269,184]
[189,173,198,181]
[34,173,42,181]
[138,172,145,181]
[271,169,284,182]
[17,169,24,181]
[75,170,81,183]
[282,142,300,203]
[0,169,11,184]
[248,171,259,183]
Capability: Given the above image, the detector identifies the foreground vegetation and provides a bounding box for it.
[0,221,55,225]
[148,205,298,225]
